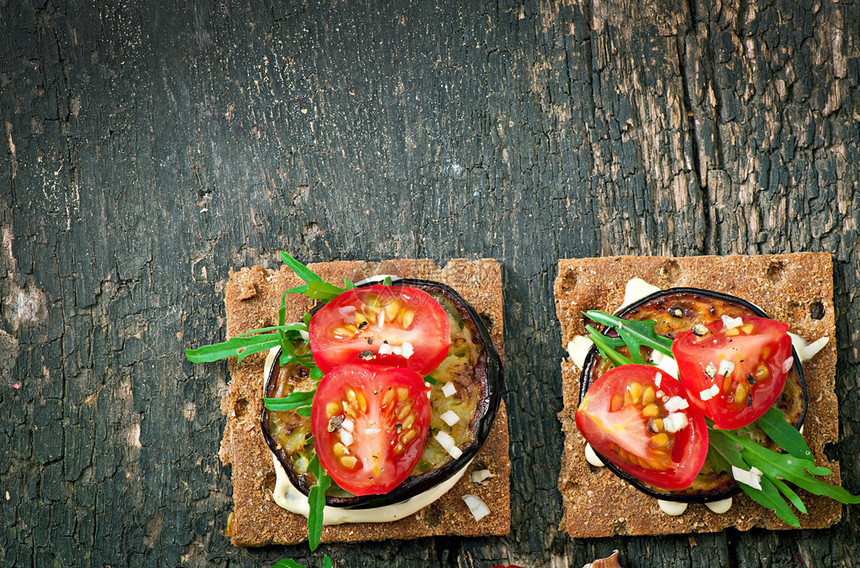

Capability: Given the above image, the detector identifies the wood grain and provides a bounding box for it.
[1,0,857,566]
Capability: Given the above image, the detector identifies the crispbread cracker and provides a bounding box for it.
[555,253,839,537]
[220,259,509,546]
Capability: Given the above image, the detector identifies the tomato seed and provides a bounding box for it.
[382,388,395,405]
[652,433,669,447]
[333,443,347,456]
[397,404,412,421]
[628,382,643,404]
[402,429,417,444]
[402,413,415,429]
[340,455,358,469]
[642,386,656,405]
[642,404,660,417]
[397,388,410,402]
[326,402,340,417]
[401,309,414,329]
[610,395,623,412]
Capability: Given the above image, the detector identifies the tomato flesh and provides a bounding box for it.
[311,364,431,496]
[672,316,792,430]
[309,284,451,376]
[575,364,708,490]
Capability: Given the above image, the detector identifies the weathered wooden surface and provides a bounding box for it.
[1,0,858,566]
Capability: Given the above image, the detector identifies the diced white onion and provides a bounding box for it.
[339,429,354,447]
[706,498,733,514]
[434,431,463,459]
[662,412,688,433]
[584,443,605,467]
[718,360,735,377]
[462,494,490,521]
[732,465,763,490]
[365,427,381,436]
[440,410,460,426]
[341,418,354,433]
[699,384,720,401]
[470,469,495,484]
[442,382,457,397]
[721,315,744,330]
[653,372,662,388]
[401,341,414,359]
[657,500,688,516]
[378,343,394,355]
[664,396,689,412]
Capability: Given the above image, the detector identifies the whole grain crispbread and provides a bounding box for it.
[220,259,509,546]
[554,253,839,538]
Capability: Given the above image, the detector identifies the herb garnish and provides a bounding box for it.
[586,311,860,526]
[186,253,393,556]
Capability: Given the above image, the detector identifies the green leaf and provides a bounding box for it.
[264,389,316,412]
[323,556,333,568]
[343,277,355,290]
[585,325,634,367]
[271,560,306,568]
[382,276,393,286]
[307,455,332,551]
[740,475,801,528]
[424,375,439,385]
[585,310,674,361]
[756,407,813,460]
[280,252,323,283]
[769,475,808,514]
[185,335,281,363]
[296,406,314,417]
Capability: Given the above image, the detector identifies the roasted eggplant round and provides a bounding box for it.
[261,278,502,508]
[580,287,807,503]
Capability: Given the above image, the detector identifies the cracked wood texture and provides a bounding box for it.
[1,0,858,567]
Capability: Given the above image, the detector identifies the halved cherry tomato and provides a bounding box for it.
[672,315,792,430]
[575,364,708,490]
[311,363,431,496]
[309,284,451,375]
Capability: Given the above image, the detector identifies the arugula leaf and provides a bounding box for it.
[280,251,324,283]
[424,375,439,385]
[585,325,634,367]
[307,454,332,551]
[270,557,333,568]
[185,335,281,363]
[264,389,316,412]
[382,276,393,286]
[585,310,673,361]
[756,407,813,460]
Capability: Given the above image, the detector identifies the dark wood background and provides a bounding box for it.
[2,0,858,566]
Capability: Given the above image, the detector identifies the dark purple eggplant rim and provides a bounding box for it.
[261,277,503,509]
[579,287,808,503]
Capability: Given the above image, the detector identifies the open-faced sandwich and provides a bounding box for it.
[555,253,859,537]
[186,254,510,548]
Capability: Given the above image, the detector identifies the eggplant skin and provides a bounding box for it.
[261,278,503,509]
[580,287,807,504]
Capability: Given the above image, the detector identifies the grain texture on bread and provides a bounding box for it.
[555,253,838,537]
[220,259,509,546]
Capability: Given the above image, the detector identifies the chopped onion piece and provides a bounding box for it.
[434,430,463,459]
[653,372,662,388]
[470,469,495,484]
[662,412,688,433]
[441,382,457,397]
[732,465,763,490]
[656,355,679,379]
[440,410,460,426]
[721,314,743,330]
[699,384,720,401]
[339,429,354,447]
[341,418,354,433]
[567,335,594,368]
[664,396,689,412]
[401,341,414,359]
[718,360,735,377]
[462,494,490,521]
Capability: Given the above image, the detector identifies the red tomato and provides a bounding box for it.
[309,284,451,375]
[575,364,708,490]
[311,364,431,496]
[672,316,792,430]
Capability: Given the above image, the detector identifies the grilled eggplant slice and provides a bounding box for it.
[262,278,502,508]
[580,287,807,503]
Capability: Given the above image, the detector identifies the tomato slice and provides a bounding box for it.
[309,284,451,375]
[575,364,708,490]
[311,364,431,496]
[672,315,792,430]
